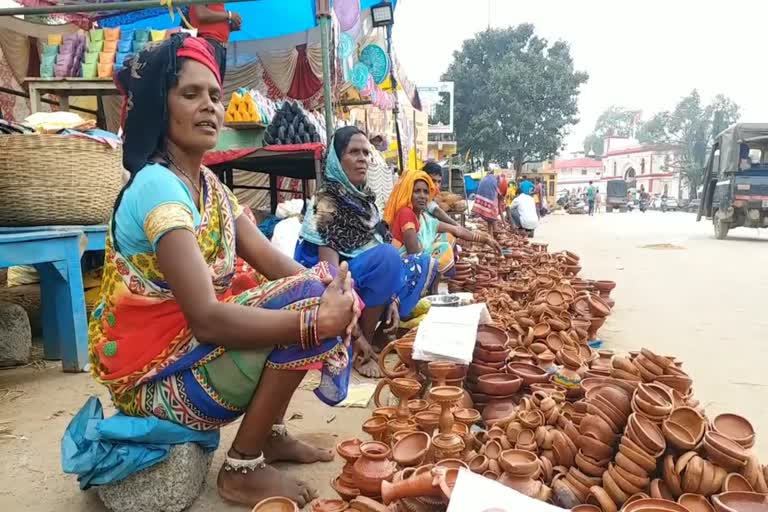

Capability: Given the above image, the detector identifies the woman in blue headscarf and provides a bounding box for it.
[296,126,437,377]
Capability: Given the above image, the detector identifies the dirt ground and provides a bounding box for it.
[1,211,767,511]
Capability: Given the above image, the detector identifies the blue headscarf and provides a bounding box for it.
[300,127,388,257]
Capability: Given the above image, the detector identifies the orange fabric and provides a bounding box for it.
[383,170,435,225]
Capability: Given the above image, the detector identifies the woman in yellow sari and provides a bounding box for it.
[384,171,500,280]
[86,35,358,507]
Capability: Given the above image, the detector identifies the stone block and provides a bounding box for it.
[0,301,31,367]
[97,443,213,512]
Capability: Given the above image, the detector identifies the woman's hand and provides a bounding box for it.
[383,301,400,334]
[483,234,502,254]
[318,262,357,341]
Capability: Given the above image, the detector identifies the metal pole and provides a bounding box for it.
[0,0,253,17]
[386,24,405,175]
[317,11,334,148]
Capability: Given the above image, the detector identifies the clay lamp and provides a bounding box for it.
[330,476,360,502]
[577,433,613,461]
[453,408,481,429]
[498,449,540,478]
[468,454,490,473]
[618,437,658,474]
[703,432,748,471]
[712,413,755,449]
[623,498,688,512]
[586,486,617,512]
[377,336,418,380]
[609,463,649,495]
[656,374,693,396]
[372,407,398,421]
[429,385,466,460]
[533,322,551,339]
[663,407,705,450]
[251,497,300,512]
[428,361,457,387]
[473,346,510,363]
[724,473,755,493]
[392,431,431,467]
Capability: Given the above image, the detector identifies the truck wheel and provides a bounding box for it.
[714,217,730,240]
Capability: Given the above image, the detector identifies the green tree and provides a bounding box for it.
[582,106,641,156]
[637,91,740,196]
[442,25,588,171]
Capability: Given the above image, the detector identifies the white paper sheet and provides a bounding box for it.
[412,303,492,364]
[447,469,569,512]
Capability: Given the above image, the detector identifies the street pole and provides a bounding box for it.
[317,7,334,149]
[0,0,253,16]
[386,24,405,175]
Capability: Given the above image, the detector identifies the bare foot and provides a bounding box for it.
[354,356,383,378]
[217,461,317,507]
[263,431,334,464]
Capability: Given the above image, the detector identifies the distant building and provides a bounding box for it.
[553,158,604,195]
[601,137,684,198]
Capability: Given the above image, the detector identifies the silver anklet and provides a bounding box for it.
[223,453,266,474]
[271,424,288,438]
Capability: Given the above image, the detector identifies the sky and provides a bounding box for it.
[392,0,768,155]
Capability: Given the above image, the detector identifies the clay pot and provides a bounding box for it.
[587,294,611,317]
[351,441,397,497]
[476,374,522,396]
[712,492,768,512]
[362,416,389,442]
[392,431,431,467]
[309,499,349,512]
[595,280,616,296]
[380,466,442,504]
[712,413,755,448]
[251,497,299,512]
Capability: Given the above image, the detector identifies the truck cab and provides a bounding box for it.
[605,179,628,213]
[698,123,768,239]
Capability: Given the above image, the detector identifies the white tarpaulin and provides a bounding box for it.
[412,303,491,365]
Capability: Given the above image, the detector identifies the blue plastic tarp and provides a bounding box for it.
[102,1,397,42]
[61,396,220,490]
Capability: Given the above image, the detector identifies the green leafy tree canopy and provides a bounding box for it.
[583,106,641,156]
[637,90,739,195]
[442,24,588,170]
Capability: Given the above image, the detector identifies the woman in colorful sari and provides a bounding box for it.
[384,171,501,279]
[471,171,502,236]
[295,126,438,378]
[89,34,359,507]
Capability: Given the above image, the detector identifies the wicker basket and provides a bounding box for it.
[0,134,124,226]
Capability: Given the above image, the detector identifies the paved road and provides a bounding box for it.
[1,211,766,511]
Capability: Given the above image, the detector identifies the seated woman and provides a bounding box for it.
[89,35,358,508]
[385,171,501,280]
[295,126,438,377]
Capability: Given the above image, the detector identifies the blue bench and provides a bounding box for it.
[0,225,106,372]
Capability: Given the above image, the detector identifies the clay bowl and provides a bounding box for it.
[498,449,540,478]
[591,395,629,429]
[578,413,615,445]
[468,454,490,473]
[610,463,649,494]
[330,476,360,502]
[622,498,689,512]
[414,411,440,433]
[678,494,715,512]
[616,451,650,479]
[703,443,746,473]
[372,407,398,421]
[575,450,609,478]
[476,374,523,396]
[712,414,755,448]
[636,383,675,408]
[668,407,706,442]
[533,322,551,339]
[453,408,481,427]
[577,433,613,461]
[476,325,509,351]
[468,362,500,377]
[633,393,673,419]
[712,492,768,512]
[586,486,618,512]
[585,404,622,436]
[506,362,551,386]
[407,399,429,416]
[589,384,632,416]
[724,473,755,493]
[656,375,693,395]
[473,346,511,363]
[663,420,699,451]
[309,499,349,512]
[619,437,659,474]
[628,413,666,457]
[613,356,641,376]
[602,470,631,505]
[650,479,676,501]
[703,432,748,468]
[392,431,431,467]
[251,497,299,512]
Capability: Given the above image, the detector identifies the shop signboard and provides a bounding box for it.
[417,81,454,134]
